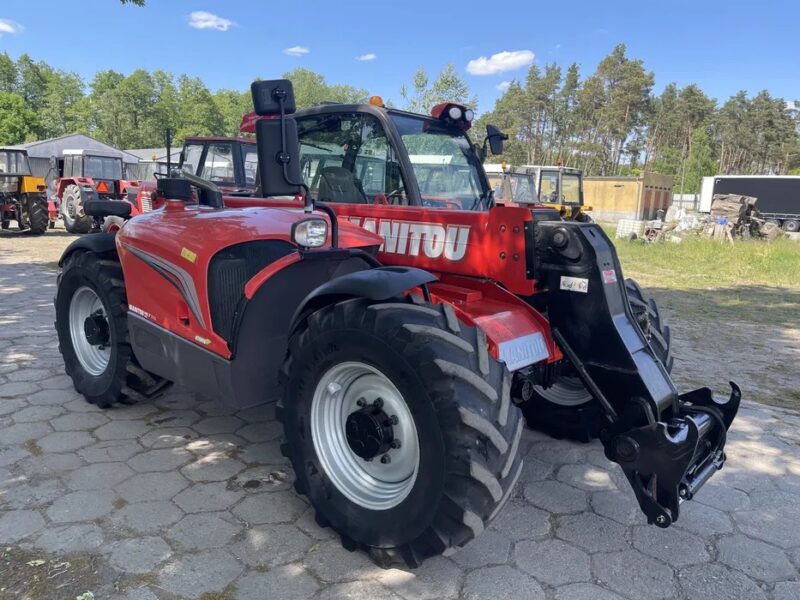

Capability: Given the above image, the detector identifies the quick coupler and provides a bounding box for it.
[602,382,741,527]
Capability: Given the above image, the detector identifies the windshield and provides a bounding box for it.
[391,114,489,210]
[562,173,581,204]
[85,156,123,180]
[0,151,31,175]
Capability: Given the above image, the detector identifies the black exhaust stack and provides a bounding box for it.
[534,221,741,527]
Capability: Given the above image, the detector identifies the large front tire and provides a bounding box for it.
[61,185,93,234]
[279,298,524,568]
[24,194,49,235]
[519,278,672,441]
[55,251,170,407]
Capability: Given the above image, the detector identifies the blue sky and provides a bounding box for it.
[1,0,797,112]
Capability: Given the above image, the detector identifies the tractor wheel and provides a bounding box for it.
[62,185,93,234]
[279,297,524,568]
[24,194,49,235]
[519,278,673,442]
[55,250,171,407]
[782,219,800,233]
[102,215,126,234]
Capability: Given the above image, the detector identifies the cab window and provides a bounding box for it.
[200,144,235,184]
[562,174,581,204]
[182,144,204,176]
[539,171,559,202]
[242,146,258,186]
[296,113,406,204]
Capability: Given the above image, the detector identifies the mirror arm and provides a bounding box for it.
[275,89,339,249]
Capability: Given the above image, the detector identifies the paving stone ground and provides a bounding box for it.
[1,247,799,599]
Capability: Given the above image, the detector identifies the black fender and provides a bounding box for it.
[58,232,117,267]
[290,266,438,334]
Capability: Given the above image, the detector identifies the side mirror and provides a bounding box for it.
[251,80,302,198]
[255,117,302,198]
[486,124,508,156]
[251,79,296,116]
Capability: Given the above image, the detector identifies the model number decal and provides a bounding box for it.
[349,217,470,261]
[602,269,617,284]
[128,304,153,320]
[560,276,589,293]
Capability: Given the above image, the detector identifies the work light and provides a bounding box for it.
[292,218,328,248]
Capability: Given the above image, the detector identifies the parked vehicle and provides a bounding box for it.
[56,79,740,569]
[484,162,592,220]
[700,175,800,232]
[56,150,139,233]
[0,148,53,234]
[132,136,258,226]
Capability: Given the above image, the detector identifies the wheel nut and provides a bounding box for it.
[391,440,401,449]
[373,398,384,408]
[380,454,391,464]
[356,397,367,407]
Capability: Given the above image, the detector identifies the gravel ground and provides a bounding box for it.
[1,231,799,600]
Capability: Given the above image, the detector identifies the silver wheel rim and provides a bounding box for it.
[311,361,419,510]
[68,286,111,376]
[534,376,592,407]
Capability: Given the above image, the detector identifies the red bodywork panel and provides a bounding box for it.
[219,196,561,367]
[116,203,381,358]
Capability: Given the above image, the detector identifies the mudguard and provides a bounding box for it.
[58,232,117,266]
[290,266,437,333]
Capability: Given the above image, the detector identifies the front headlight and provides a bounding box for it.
[447,106,463,120]
[292,218,328,248]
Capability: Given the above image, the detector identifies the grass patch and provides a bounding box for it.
[609,235,800,328]
[23,439,43,457]
[612,235,800,290]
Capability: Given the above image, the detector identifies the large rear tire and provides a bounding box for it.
[519,278,672,442]
[24,194,48,235]
[55,250,170,407]
[279,298,524,568]
[61,185,93,234]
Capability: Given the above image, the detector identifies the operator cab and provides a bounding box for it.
[63,149,125,182]
[179,137,258,195]
[291,99,504,211]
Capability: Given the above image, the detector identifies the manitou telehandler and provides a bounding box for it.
[56,80,740,569]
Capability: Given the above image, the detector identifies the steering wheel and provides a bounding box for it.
[385,188,406,205]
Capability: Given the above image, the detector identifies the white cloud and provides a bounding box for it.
[188,11,234,31]
[284,46,310,57]
[786,101,798,111]
[355,53,377,61]
[466,50,534,76]
[0,19,23,36]
[496,81,511,92]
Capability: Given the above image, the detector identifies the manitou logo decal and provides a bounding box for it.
[349,217,471,261]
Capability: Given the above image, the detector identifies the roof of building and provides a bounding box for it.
[10,134,139,163]
[124,147,182,163]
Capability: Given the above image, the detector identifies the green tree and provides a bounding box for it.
[400,64,476,113]
[0,53,17,93]
[0,91,37,144]
[214,89,252,137]
[282,68,368,109]
[175,75,224,141]
[683,128,716,192]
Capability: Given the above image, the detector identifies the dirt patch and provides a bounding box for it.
[0,225,78,270]
[0,547,110,600]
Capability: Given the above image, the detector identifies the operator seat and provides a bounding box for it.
[317,166,368,204]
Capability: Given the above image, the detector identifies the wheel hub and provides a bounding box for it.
[84,309,110,347]
[311,362,420,510]
[345,398,396,460]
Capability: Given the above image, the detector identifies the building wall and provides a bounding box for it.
[585,173,674,221]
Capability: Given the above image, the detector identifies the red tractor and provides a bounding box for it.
[55,80,740,569]
[56,150,140,234]
[131,136,258,228]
